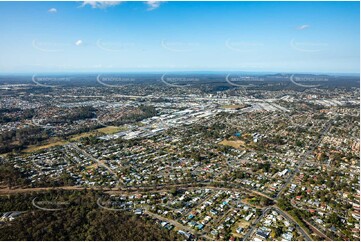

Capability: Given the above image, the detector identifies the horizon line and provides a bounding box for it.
[0,71,359,76]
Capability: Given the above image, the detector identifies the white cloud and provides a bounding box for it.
[75,40,83,46]
[48,8,57,14]
[81,1,122,9]
[297,25,310,30]
[146,1,162,11]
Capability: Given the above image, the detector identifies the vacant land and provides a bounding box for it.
[21,126,126,153]
[97,125,126,134]
[70,126,126,141]
[23,139,68,153]
[219,139,245,149]
[221,104,247,109]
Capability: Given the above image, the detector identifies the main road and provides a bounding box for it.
[144,209,213,241]
[275,121,332,198]
[69,143,122,187]
[242,206,272,241]
[273,206,312,241]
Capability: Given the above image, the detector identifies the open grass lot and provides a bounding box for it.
[97,125,126,134]
[23,126,127,152]
[219,139,245,149]
[69,126,126,141]
[69,131,97,141]
[86,164,99,169]
[221,104,247,109]
[23,138,68,153]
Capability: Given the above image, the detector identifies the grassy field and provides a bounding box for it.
[219,139,245,149]
[86,163,98,169]
[23,139,69,153]
[69,126,127,141]
[23,126,127,153]
[97,125,126,134]
[221,104,247,109]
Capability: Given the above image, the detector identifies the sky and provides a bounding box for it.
[0,1,359,74]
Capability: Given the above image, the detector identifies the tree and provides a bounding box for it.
[277,198,292,211]
[260,196,272,206]
[328,212,341,226]
[170,187,178,196]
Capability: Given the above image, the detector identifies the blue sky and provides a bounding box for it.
[0,1,359,74]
